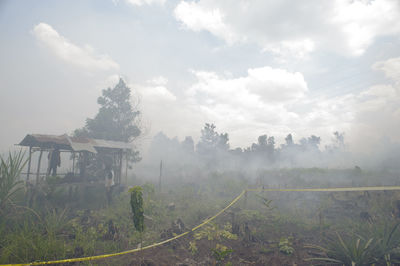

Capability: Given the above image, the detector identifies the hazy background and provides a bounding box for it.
[1,0,400,158]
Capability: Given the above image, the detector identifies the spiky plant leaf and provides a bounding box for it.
[0,150,27,212]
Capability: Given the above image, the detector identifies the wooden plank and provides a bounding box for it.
[27,146,32,181]
[36,149,43,185]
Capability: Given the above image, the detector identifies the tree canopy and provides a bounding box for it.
[196,123,229,155]
[75,78,141,143]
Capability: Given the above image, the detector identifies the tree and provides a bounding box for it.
[325,131,345,152]
[267,136,275,148]
[196,123,229,168]
[333,131,345,148]
[250,134,275,162]
[258,135,268,147]
[300,135,320,149]
[75,78,141,143]
[307,135,321,149]
[196,123,229,155]
[75,78,141,162]
[285,134,293,146]
[181,136,195,154]
[148,132,181,163]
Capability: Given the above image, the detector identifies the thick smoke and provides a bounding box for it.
[135,122,400,185]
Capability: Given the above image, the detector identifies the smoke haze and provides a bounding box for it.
[1,0,400,171]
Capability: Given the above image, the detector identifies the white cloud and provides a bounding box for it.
[187,67,308,106]
[103,74,122,88]
[126,78,206,144]
[373,56,400,82]
[184,66,349,146]
[133,77,176,103]
[174,1,239,44]
[332,0,400,56]
[125,0,165,6]
[349,84,400,149]
[148,76,168,86]
[140,85,177,102]
[262,39,315,61]
[343,56,400,150]
[33,23,119,71]
[174,0,400,58]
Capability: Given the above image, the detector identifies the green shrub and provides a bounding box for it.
[129,186,144,233]
[279,237,294,255]
[212,244,233,263]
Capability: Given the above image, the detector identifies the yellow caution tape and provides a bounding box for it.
[247,186,400,192]
[191,190,245,231]
[3,186,400,266]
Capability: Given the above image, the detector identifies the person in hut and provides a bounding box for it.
[47,147,61,176]
[104,161,114,204]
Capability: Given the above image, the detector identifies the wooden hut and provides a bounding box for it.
[18,134,132,185]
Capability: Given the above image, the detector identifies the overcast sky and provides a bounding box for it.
[1,0,400,153]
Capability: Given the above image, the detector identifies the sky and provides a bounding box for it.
[1,0,400,154]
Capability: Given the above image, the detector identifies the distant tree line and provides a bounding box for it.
[147,123,346,169]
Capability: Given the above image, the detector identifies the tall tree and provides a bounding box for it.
[75,78,141,142]
[285,134,293,146]
[300,135,321,151]
[250,134,275,162]
[196,123,229,168]
[196,123,229,155]
[258,135,268,147]
[181,136,195,154]
[75,78,142,164]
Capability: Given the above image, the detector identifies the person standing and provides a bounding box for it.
[105,163,114,204]
[47,147,61,176]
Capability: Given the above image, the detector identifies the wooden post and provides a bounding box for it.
[79,152,88,179]
[27,146,32,181]
[72,152,75,174]
[125,152,128,185]
[36,149,43,185]
[46,149,51,179]
[244,190,247,209]
[159,160,162,192]
[118,151,123,185]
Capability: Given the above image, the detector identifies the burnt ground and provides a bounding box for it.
[121,234,314,266]
[99,219,320,266]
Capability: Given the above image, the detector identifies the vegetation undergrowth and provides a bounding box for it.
[1,163,400,265]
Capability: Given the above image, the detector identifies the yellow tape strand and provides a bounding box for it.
[3,186,400,266]
[191,189,245,231]
[247,186,400,192]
